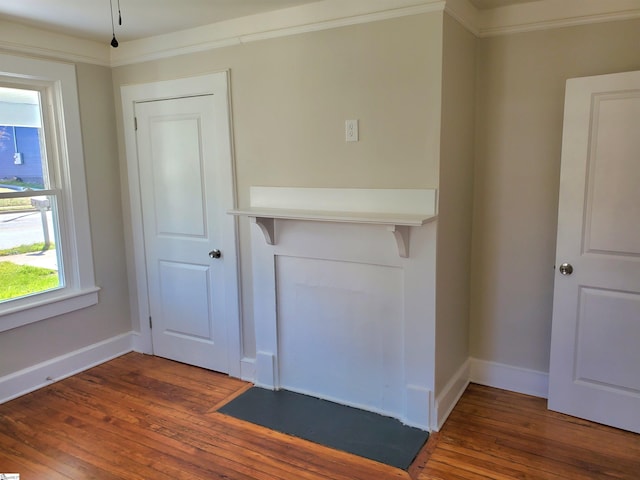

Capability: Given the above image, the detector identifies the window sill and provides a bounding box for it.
[0,287,100,333]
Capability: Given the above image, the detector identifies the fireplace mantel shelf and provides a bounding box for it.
[229,208,437,258]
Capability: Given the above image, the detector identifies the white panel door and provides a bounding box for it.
[135,95,229,372]
[549,70,640,433]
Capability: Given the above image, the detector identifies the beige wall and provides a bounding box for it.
[435,13,476,394]
[470,18,640,373]
[2,7,639,408]
[113,13,443,194]
[3,11,638,394]
[112,12,445,359]
[0,63,131,376]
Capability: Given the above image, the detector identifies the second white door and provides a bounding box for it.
[549,70,640,433]
[135,93,230,372]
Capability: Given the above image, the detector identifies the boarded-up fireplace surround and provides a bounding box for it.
[231,187,438,430]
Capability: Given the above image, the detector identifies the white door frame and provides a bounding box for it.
[120,72,242,377]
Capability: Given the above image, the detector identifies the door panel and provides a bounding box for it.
[150,117,207,237]
[159,261,211,338]
[135,95,228,373]
[549,70,640,433]
[576,288,640,392]
[584,94,640,255]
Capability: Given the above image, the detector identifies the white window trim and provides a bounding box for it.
[0,53,98,332]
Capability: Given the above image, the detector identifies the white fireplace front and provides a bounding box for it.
[231,187,438,430]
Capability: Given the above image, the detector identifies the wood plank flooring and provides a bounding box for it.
[0,353,638,479]
[416,384,640,480]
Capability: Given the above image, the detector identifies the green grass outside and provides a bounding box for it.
[0,261,60,301]
[0,243,52,257]
[0,179,45,189]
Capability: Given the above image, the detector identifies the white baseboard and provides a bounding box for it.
[404,385,432,431]
[240,357,256,382]
[432,359,471,431]
[255,351,276,389]
[238,355,547,430]
[470,357,549,399]
[0,332,134,404]
[131,330,152,354]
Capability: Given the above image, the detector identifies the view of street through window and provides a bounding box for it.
[0,88,62,301]
[0,207,57,262]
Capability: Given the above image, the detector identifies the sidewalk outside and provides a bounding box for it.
[1,248,58,270]
[0,208,57,270]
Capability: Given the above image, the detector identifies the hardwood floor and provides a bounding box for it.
[0,353,638,479]
[416,384,640,480]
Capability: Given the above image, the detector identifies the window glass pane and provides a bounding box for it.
[0,126,46,189]
[0,86,63,303]
[0,194,62,302]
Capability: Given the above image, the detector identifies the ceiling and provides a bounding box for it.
[0,0,322,43]
[0,0,542,45]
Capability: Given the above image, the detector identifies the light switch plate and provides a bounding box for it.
[345,119,359,142]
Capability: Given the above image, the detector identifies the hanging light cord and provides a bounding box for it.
[118,0,122,25]
[109,0,119,47]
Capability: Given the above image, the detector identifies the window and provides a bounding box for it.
[0,88,62,299]
[0,53,98,332]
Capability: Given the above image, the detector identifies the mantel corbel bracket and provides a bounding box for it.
[249,216,414,257]
[251,216,275,245]
[387,225,410,258]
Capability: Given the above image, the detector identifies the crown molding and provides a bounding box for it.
[1,0,639,68]
[0,20,110,66]
[110,0,446,67]
[444,0,480,36]
[109,0,640,66]
[239,3,445,44]
[477,0,640,37]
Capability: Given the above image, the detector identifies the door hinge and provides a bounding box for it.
[134,117,138,131]
[149,316,152,329]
